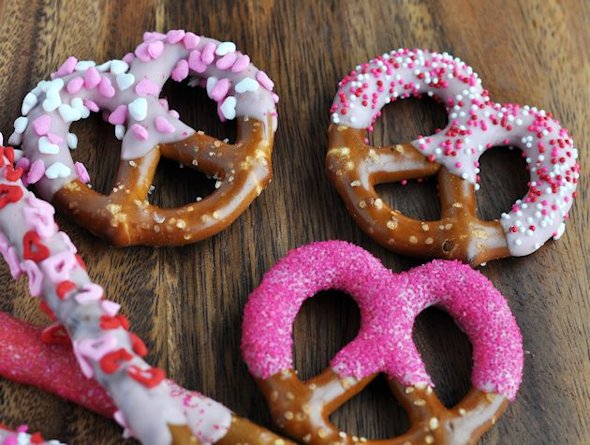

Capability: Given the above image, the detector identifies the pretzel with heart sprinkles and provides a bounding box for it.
[9,30,278,246]
[0,137,292,445]
[242,241,523,444]
[327,49,579,265]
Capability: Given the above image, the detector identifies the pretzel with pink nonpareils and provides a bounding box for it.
[242,241,524,444]
[10,30,278,246]
[327,49,579,265]
[0,137,292,445]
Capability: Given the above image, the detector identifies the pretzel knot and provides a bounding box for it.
[327,49,579,265]
[10,30,278,246]
[242,241,523,444]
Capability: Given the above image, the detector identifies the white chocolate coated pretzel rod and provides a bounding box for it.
[0,135,232,444]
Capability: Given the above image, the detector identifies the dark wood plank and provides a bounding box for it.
[0,0,588,443]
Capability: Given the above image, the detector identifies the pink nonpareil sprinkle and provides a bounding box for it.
[242,241,523,401]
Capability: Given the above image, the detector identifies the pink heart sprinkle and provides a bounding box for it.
[131,124,149,141]
[84,99,99,112]
[32,115,51,136]
[84,67,101,89]
[231,54,250,73]
[47,133,63,144]
[201,42,216,64]
[16,157,30,171]
[98,77,115,97]
[166,29,185,44]
[26,159,46,185]
[183,32,200,49]
[171,59,189,82]
[53,56,78,78]
[75,283,103,304]
[108,105,128,125]
[21,260,43,297]
[135,42,151,62]
[210,78,230,102]
[188,50,207,73]
[40,251,78,284]
[75,333,118,363]
[101,300,121,317]
[147,40,164,59]
[155,116,175,134]
[122,52,135,64]
[23,204,57,239]
[74,161,90,184]
[169,110,180,119]
[67,76,84,94]
[216,53,237,70]
[135,78,159,97]
[256,70,274,90]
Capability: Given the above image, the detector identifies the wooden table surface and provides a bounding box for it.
[0,0,588,443]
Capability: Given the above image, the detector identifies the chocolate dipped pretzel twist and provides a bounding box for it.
[327,49,579,265]
[242,241,523,444]
[10,30,278,246]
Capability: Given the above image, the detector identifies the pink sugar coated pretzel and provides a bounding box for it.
[242,241,524,444]
[9,30,278,200]
[329,49,579,257]
[242,240,523,400]
[0,136,233,444]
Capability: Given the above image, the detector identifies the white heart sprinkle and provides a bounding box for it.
[46,78,64,92]
[115,124,125,140]
[38,136,60,154]
[220,96,237,120]
[45,162,71,179]
[58,104,82,123]
[8,132,22,146]
[206,77,218,97]
[128,98,148,121]
[215,41,236,56]
[66,133,78,149]
[42,91,61,112]
[21,93,38,115]
[13,116,28,134]
[116,72,135,91]
[110,60,129,75]
[95,61,111,72]
[76,60,96,71]
[234,77,259,94]
[71,97,84,108]
[38,80,50,93]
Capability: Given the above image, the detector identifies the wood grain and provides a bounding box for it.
[0,0,588,443]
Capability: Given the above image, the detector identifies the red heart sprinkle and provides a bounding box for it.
[5,164,23,181]
[23,231,50,262]
[31,432,45,444]
[99,348,133,374]
[127,365,165,389]
[41,324,71,346]
[4,147,15,164]
[0,183,23,210]
[116,315,130,330]
[129,332,148,357]
[56,280,77,300]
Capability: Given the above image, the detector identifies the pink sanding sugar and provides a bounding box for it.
[241,240,523,401]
